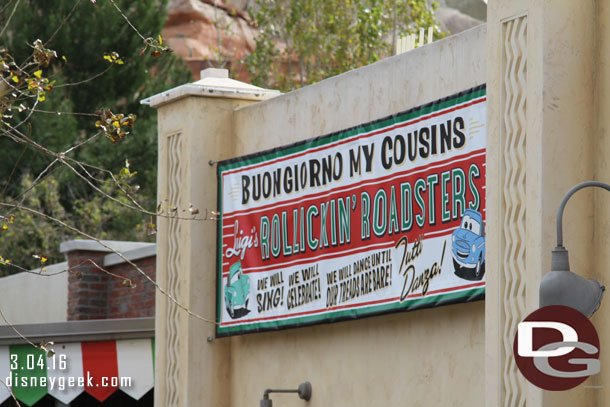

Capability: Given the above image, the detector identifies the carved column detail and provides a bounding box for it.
[166,133,183,407]
[501,16,528,407]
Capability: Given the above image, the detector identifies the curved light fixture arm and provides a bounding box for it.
[543,181,607,317]
[556,181,610,247]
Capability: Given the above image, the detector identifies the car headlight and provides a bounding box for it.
[233,291,237,297]
[472,244,476,252]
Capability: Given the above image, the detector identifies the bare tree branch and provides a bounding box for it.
[0,202,218,325]
[0,0,21,37]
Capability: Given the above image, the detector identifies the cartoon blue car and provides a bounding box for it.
[224,261,250,319]
[451,209,485,281]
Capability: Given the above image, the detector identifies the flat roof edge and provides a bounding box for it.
[103,244,157,267]
[0,317,154,345]
[60,240,154,254]
[141,83,281,108]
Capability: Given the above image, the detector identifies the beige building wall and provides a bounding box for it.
[150,25,487,407]
[0,263,68,325]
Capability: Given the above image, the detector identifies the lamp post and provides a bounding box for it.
[539,181,606,317]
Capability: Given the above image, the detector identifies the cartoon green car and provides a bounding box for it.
[224,261,250,319]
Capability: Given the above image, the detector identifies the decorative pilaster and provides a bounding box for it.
[500,15,528,407]
[165,132,184,407]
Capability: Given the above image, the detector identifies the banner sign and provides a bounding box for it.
[216,85,486,336]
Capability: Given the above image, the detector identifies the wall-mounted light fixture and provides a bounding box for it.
[539,181,606,317]
[260,382,312,407]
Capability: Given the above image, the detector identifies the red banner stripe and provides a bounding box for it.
[81,341,119,402]
[221,153,486,274]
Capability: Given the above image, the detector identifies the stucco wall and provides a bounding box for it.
[0,263,68,325]
[227,25,487,407]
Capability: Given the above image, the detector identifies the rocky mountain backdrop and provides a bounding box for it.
[162,0,487,81]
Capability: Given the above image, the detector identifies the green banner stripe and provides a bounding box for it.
[217,287,484,335]
[9,345,47,406]
[217,86,486,172]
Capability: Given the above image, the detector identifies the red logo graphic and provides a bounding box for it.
[513,305,600,391]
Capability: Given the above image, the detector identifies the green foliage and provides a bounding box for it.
[0,172,153,274]
[0,175,71,274]
[245,0,444,91]
[1,0,190,195]
[0,0,192,273]
[70,174,152,247]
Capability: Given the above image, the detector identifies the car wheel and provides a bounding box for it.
[454,258,479,281]
[453,258,469,279]
[227,303,235,318]
[245,298,249,309]
[453,258,463,277]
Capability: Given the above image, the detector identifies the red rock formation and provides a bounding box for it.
[163,0,257,80]
[163,0,487,83]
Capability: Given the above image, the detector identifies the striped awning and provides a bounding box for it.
[0,339,154,406]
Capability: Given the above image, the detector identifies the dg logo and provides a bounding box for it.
[513,305,600,391]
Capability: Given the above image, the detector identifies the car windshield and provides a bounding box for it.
[461,215,481,235]
[230,271,241,285]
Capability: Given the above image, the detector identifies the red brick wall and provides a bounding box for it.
[107,256,156,319]
[67,250,156,320]
[67,251,109,320]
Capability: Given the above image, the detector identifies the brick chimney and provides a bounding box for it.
[60,240,157,320]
